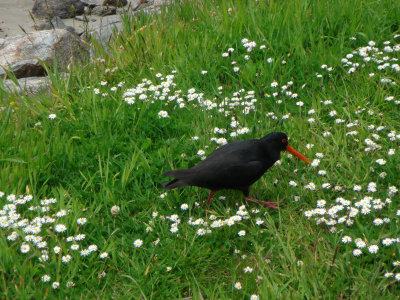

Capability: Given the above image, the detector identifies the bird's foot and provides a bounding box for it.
[258,201,281,209]
[245,196,283,210]
[206,190,215,207]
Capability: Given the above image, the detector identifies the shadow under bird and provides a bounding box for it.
[162,132,310,209]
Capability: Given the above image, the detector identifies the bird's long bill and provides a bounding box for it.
[286,145,310,164]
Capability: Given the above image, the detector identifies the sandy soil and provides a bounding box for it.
[0,0,38,38]
[0,0,131,39]
[0,0,95,39]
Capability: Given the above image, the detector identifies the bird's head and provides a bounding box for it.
[261,132,310,164]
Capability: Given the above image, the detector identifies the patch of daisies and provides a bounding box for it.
[302,35,400,281]
[303,161,400,280]
[341,38,400,85]
[120,36,307,160]
[121,72,262,155]
[80,78,125,98]
[150,194,266,238]
[78,33,400,293]
[0,192,109,290]
[134,197,266,298]
[120,34,400,284]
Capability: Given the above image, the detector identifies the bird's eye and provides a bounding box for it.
[282,139,287,143]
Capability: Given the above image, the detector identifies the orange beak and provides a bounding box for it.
[286,145,310,164]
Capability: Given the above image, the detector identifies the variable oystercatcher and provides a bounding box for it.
[162,132,309,209]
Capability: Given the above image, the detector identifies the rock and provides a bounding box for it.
[88,15,123,45]
[81,0,128,7]
[0,38,7,50]
[65,14,123,40]
[137,0,153,9]
[103,0,127,7]
[74,16,97,22]
[0,29,87,79]
[32,0,86,19]
[3,76,51,94]
[2,73,69,94]
[91,6,117,16]
[36,17,76,34]
[80,0,104,7]
[109,0,173,32]
[126,0,142,11]
[155,0,173,6]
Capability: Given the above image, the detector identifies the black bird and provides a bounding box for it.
[162,132,309,209]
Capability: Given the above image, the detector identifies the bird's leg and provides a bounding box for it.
[245,196,283,210]
[207,190,215,207]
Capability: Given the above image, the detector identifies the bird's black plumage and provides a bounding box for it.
[162,132,289,198]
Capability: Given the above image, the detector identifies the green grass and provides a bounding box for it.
[1,0,400,298]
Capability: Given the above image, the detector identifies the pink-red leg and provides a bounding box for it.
[207,190,215,207]
[245,196,283,210]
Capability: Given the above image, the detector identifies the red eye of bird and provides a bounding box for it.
[282,139,287,143]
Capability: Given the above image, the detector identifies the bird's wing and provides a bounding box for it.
[163,140,259,179]
[204,139,258,160]
[163,139,275,190]
[218,160,267,185]
[188,160,268,189]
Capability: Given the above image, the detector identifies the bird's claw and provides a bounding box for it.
[258,201,280,209]
[245,196,283,209]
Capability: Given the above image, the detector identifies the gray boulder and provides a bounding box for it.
[103,0,128,7]
[2,73,69,95]
[80,0,104,7]
[126,0,142,11]
[79,0,128,6]
[36,17,76,34]
[155,0,173,5]
[32,0,86,19]
[0,29,87,79]
[91,6,117,16]
[3,76,51,94]
[88,15,123,45]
